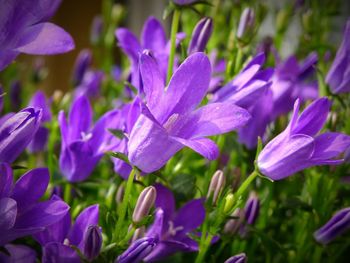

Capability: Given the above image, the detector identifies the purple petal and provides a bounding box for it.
[154,184,175,222]
[312,132,350,161]
[115,28,141,64]
[0,163,13,198]
[173,199,205,234]
[11,168,49,210]
[141,17,167,51]
[3,244,37,263]
[0,50,19,71]
[43,242,80,263]
[15,22,74,54]
[146,208,165,239]
[0,197,17,230]
[144,240,189,262]
[68,204,99,250]
[171,137,219,160]
[68,96,92,140]
[28,90,51,122]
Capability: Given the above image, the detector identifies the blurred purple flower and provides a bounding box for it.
[0,244,37,263]
[314,207,350,244]
[117,237,158,263]
[144,184,205,261]
[9,80,22,112]
[128,53,251,173]
[0,163,69,246]
[271,52,318,119]
[224,253,247,263]
[326,19,350,94]
[0,0,74,71]
[115,16,185,90]
[58,95,120,182]
[90,15,104,45]
[75,70,104,99]
[27,90,52,153]
[208,50,226,93]
[188,17,213,55]
[0,107,42,163]
[72,49,92,86]
[258,98,350,180]
[35,203,100,263]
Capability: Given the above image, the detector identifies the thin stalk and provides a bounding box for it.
[235,170,259,199]
[166,9,181,85]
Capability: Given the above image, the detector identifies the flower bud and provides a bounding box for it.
[236,8,255,40]
[224,253,247,263]
[116,185,125,204]
[223,193,235,214]
[207,170,226,205]
[188,17,213,54]
[90,15,104,45]
[244,191,260,225]
[314,207,350,244]
[72,49,92,86]
[83,225,102,261]
[116,237,158,263]
[0,107,42,163]
[132,186,156,223]
[131,226,145,243]
[223,208,244,235]
[32,58,47,83]
[9,80,22,112]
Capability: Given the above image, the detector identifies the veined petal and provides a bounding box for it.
[0,197,17,230]
[312,132,350,161]
[141,17,167,51]
[15,22,74,54]
[171,137,219,160]
[0,162,13,198]
[43,242,80,263]
[68,95,92,140]
[115,28,141,64]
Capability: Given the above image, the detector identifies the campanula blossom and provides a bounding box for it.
[0,0,75,71]
[258,98,350,180]
[58,95,120,182]
[115,16,185,90]
[325,19,350,94]
[224,253,247,263]
[144,184,205,261]
[128,52,251,173]
[314,207,350,244]
[117,237,158,263]
[27,90,52,153]
[0,107,42,163]
[188,17,213,55]
[0,163,69,246]
[35,203,100,262]
[270,52,319,119]
[0,244,37,263]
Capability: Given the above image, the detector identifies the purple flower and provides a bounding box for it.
[83,225,102,261]
[90,15,104,45]
[35,203,100,263]
[0,163,69,246]
[58,95,120,182]
[9,80,22,112]
[314,207,350,244]
[258,98,350,180]
[212,53,274,148]
[0,244,37,263]
[144,183,205,261]
[0,107,42,163]
[188,17,213,55]
[326,19,350,94]
[72,49,93,86]
[208,50,226,93]
[115,16,185,90]
[224,253,247,263]
[27,90,52,153]
[244,192,260,225]
[75,70,104,99]
[128,53,251,173]
[0,0,74,71]
[117,237,158,263]
[271,52,318,119]
[237,8,255,40]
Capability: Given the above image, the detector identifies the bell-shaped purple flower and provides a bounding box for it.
[224,253,247,263]
[144,183,205,261]
[0,244,37,263]
[326,19,350,94]
[0,107,42,163]
[117,237,158,263]
[258,98,350,180]
[0,163,70,246]
[27,90,52,153]
[0,0,74,71]
[128,52,251,173]
[188,17,213,55]
[72,49,93,86]
[314,207,350,244]
[58,95,120,182]
[35,203,100,263]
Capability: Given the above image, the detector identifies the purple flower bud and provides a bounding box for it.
[188,17,213,54]
[0,107,42,163]
[131,226,145,243]
[223,208,244,235]
[244,191,260,225]
[314,207,350,244]
[173,0,200,6]
[90,15,104,45]
[9,80,22,112]
[72,49,92,86]
[32,58,47,83]
[132,186,157,223]
[83,225,102,261]
[116,185,125,204]
[237,8,255,40]
[207,170,226,205]
[116,237,158,263]
[224,253,247,263]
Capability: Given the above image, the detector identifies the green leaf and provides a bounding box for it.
[108,128,126,139]
[108,152,130,164]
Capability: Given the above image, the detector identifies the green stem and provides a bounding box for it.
[235,170,259,199]
[115,168,136,239]
[195,233,213,263]
[166,9,181,85]
[234,46,243,74]
[64,183,72,204]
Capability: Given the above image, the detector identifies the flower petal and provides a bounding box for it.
[312,132,350,161]
[115,28,141,64]
[43,242,80,263]
[68,95,92,140]
[0,162,13,198]
[153,184,175,222]
[0,197,17,230]
[141,17,167,51]
[171,137,219,160]
[173,199,205,234]
[3,244,37,263]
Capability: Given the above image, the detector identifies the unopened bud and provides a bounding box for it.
[224,253,247,263]
[223,208,244,236]
[223,193,235,214]
[237,8,255,40]
[116,237,158,263]
[83,225,102,261]
[72,49,92,86]
[188,17,213,54]
[90,15,104,45]
[207,170,226,205]
[131,226,145,243]
[116,185,125,204]
[132,186,156,223]
[244,191,260,225]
